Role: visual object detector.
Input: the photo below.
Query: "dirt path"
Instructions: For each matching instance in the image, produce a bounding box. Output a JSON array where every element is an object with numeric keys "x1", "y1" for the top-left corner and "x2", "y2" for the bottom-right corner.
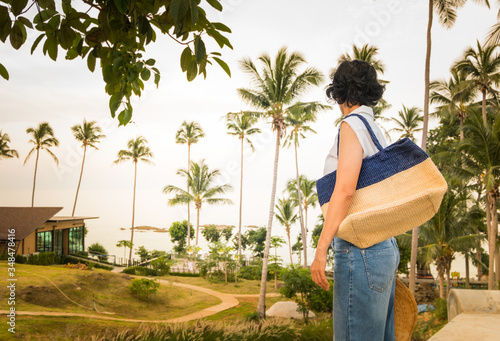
[{"x1": 0, "y1": 278, "x2": 281, "y2": 323}]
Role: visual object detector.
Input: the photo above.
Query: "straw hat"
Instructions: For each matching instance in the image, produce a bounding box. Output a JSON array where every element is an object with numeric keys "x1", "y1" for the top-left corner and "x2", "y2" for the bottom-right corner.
[{"x1": 394, "y1": 278, "x2": 418, "y2": 341}]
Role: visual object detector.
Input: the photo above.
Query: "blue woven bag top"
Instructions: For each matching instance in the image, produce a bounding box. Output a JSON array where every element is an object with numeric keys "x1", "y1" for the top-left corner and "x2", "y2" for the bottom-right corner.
[{"x1": 316, "y1": 114, "x2": 429, "y2": 207}]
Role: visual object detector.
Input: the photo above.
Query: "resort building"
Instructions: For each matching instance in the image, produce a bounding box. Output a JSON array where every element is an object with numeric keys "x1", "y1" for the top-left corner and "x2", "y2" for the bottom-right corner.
[{"x1": 0, "y1": 207, "x2": 97, "y2": 256}]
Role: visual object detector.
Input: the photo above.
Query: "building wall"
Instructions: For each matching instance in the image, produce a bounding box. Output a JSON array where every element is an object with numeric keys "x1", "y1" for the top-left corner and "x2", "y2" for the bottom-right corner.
[{"x1": 16, "y1": 220, "x2": 85, "y2": 256}]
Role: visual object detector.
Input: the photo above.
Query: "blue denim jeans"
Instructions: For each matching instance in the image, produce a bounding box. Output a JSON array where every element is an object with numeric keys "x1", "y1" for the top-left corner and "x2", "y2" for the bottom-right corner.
[{"x1": 333, "y1": 237, "x2": 400, "y2": 341}]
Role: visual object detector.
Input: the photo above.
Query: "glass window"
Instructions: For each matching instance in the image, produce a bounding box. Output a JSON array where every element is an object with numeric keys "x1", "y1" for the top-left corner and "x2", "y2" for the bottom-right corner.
[
  {"x1": 37, "y1": 231, "x2": 53, "y2": 253},
  {"x1": 69, "y1": 226, "x2": 84, "y2": 254},
  {"x1": 54, "y1": 229, "x2": 63, "y2": 255}
]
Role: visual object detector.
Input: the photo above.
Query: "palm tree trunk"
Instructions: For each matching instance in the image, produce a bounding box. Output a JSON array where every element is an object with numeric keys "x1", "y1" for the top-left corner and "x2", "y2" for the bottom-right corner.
[
  {"x1": 287, "y1": 229, "x2": 293, "y2": 265},
  {"x1": 465, "y1": 253, "x2": 470, "y2": 288},
  {"x1": 477, "y1": 244, "x2": 483, "y2": 280},
  {"x1": 195, "y1": 206, "x2": 200, "y2": 246},
  {"x1": 257, "y1": 130, "x2": 281, "y2": 318},
  {"x1": 294, "y1": 142, "x2": 307, "y2": 268},
  {"x1": 128, "y1": 161, "x2": 137, "y2": 266},
  {"x1": 493, "y1": 193, "x2": 499, "y2": 288},
  {"x1": 31, "y1": 148, "x2": 40, "y2": 207},
  {"x1": 187, "y1": 144, "x2": 191, "y2": 248},
  {"x1": 446, "y1": 267, "x2": 451, "y2": 298},
  {"x1": 486, "y1": 194, "x2": 495, "y2": 290},
  {"x1": 481, "y1": 89, "x2": 487, "y2": 126},
  {"x1": 438, "y1": 268, "x2": 445, "y2": 299},
  {"x1": 238, "y1": 137, "x2": 244, "y2": 257},
  {"x1": 72, "y1": 145, "x2": 87, "y2": 216},
  {"x1": 410, "y1": 0, "x2": 434, "y2": 295}
]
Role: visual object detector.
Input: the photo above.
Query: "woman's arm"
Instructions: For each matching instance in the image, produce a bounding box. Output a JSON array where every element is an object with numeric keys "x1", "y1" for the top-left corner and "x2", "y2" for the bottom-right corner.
[{"x1": 311, "y1": 121, "x2": 364, "y2": 290}]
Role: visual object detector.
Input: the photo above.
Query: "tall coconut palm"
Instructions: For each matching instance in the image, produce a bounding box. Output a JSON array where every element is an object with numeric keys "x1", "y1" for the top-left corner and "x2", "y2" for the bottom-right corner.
[
  {"x1": 163, "y1": 160, "x2": 233, "y2": 245},
  {"x1": 275, "y1": 197, "x2": 298, "y2": 265},
  {"x1": 0, "y1": 131, "x2": 19, "y2": 159},
  {"x1": 411, "y1": 0, "x2": 474, "y2": 295},
  {"x1": 226, "y1": 112, "x2": 261, "y2": 258},
  {"x1": 283, "y1": 106, "x2": 327, "y2": 268},
  {"x1": 237, "y1": 47, "x2": 325, "y2": 317},
  {"x1": 70, "y1": 119, "x2": 105, "y2": 216},
  {"x1": 24, "y1": 122, "x2": 59, "y2": 207},
  {"x1": 389, "y1": 105, "x2": 424, "y2": 141},
  {"x1": 114, "y1": 136, "x2": 154, "y2": 265},
  {"x1": 286, "y1": 176, "x2": 318, "y2": 236},
  {"x1": 458, "y1": 110, "x2": 500, "y2": 289},
  {"x1": 454, "y1": 40, "x2": 500, "y2": 126},
  {"x1": 430, "y1": 69, "x2": 477, "y2": 140},
  {"x1": 175, "y1": 121, "x2": 205, "y2": 247}
]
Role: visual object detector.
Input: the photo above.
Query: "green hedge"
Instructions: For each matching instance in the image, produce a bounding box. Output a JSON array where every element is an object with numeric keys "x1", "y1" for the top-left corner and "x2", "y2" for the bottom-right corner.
[
  {"x1": 122, "y1": 266, "x2": 159, "y2": 276},
  {"x1": 169, "y1": 271, "x2": 201, "y2": 278}
]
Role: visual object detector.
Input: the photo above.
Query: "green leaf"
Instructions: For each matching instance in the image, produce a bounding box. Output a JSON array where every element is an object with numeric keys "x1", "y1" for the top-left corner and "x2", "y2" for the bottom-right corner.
[
  {"x1": 212, "y1": 22, "x2": 231, "y2": 33},
  {"x1": 17, "y1": 16, "x2": 32, "y2": 29},
  {"x1": 33, "y1": 9, "x2": 57, "y2": 26},
  {"x1": 114, "y1": 0, "x2": 130, "y2": 14},
  {"x1": 9, "y1": 20, "x2": 26, "y2": 50},
  {"x1": 180, "y1": 47, "x2": 192, "y2": 72},
  {"x1": 109, "y1": 93, "x2": 122, "y2": 114},
  {"x1": 62, "y1": 0, "x2": 71, "y2": 15},
  {"x1": 44, "y1": 35, "x2": 58, "y2": 60},
  {"x1": 118, "y1": 108, "x2": 132, "y2": 126},
  {"x1": 65, "y1": 48, "x2": 78, "y2": 60},
  {"x1": 186, "y1": 60, "x2": 197, "y2": 81},
  {"x1": 31, "y1": 33, "x2": 44, "y2": 54},
  {"x1": 194, "y1": 35, "x2": 205, "y2": 63},
  {"x1": 103, "y1": 65, "x2": 115, "y2": 83},
  {"x1": 205, "y1": 0, "x2": 222, "y2": 11},
  {"x1": 170, "y1": 0, "x2": 189, "y2": 25},
  {"x1": 38, "y1": 0, "x2": 56, "y2": 11},
  {"x1": 145, "y1": 58, "x2": 155, "y2": 66},
  {"x1": 11, "y1": 0, "x2": 28, "y2": 16},
  {"x1": 0, "y1": 62, "x2": 9, "y2": 80},
  {"x1": 87, "y1": 52, "x2": 96, "y2": 72},
  {"x1": 0, "y1": 6, "x2": 11, "y2": 43},
  {"x1": 58, "y1": 21, "x2": 76, "y2": 49},
  {"x1": 189, "y1": 0, "x2": 198, "y2": 25},
  {"x1": 140, "y1": 68, "x2": 151, "y2": 81},
  {"x1": 206, "y1": 28, "x2": 232, "y2": 49},
  {"x1": 213, "y1": 57, "x2": 231, "y2": 77},
  {"x1": 154, "y1": 72, "x2": 160, "y2": 87}
]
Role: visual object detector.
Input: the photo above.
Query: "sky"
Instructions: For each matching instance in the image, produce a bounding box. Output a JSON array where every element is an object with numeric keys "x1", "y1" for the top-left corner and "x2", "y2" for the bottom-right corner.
[{"x1": 0, "y1": 0, "x2": 498, "y2": 270}]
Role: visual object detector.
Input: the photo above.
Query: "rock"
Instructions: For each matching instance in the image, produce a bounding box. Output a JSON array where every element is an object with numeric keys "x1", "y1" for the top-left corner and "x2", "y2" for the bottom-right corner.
[{"x1": 266, "y1": 301, "x2": 316, "y2": 319}]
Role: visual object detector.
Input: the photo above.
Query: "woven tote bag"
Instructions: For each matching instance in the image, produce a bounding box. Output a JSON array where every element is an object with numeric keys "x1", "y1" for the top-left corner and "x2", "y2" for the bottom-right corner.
[{"x1": 316, "y1": 114, "x2": 447, "y2": 249}]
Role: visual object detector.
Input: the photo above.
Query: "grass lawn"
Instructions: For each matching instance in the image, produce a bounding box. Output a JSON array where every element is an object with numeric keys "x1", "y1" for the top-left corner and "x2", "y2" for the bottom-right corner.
[
  {"x1": 166, "y1": 274, "x2": 283, "y2": 295},
  {"x1": 0, "y1": 262, "x2": 220, "y2": 320}
]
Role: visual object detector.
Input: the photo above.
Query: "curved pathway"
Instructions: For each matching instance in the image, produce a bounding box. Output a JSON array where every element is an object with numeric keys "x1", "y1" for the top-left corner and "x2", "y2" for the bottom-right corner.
[{"x1": 0, "y1": 278, "x2": 281, "y2": 323}]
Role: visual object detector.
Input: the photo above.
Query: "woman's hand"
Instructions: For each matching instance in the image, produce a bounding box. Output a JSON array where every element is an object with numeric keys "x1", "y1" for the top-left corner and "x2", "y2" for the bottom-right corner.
[{"x1": 311, "y1": 252, "x2": 330, "y2": 291}]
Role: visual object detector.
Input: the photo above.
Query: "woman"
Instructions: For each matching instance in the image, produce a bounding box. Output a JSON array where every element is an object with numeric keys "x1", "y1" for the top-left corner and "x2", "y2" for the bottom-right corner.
[{"x1": 311, "y1": 60, "x2": 400, "y2": 341}]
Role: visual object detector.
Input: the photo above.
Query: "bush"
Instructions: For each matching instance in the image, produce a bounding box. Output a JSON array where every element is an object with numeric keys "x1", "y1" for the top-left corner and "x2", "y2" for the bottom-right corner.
[
  {"x1": 129, "y1": 278, "x2": 159, "y2": 301},
  {"x1": 24, "y1": 252, "x2": 56, "y2": 265},
  {"x1": 308, "y1": 283, "x2": 334, "y2": 313},
  {"x1": 169, "y1": 272, "x2": 202, "y2": 278},
  {"x1": 434, "y1": 298, "x2": 447, "y2": 321},
  {"x1": 122, "y1": 266, "x2": 158, "y2": 276},
  {"x1": 88, "y1": 242, "x2": 109, "y2": 262},
  {"x1": 59, "y1": 255, "x2": 113, "y2": 270},
  {"x1": 238, "y1": 265, "x2": 262, "y2": 280},
  {"x1": 150, "y1": 256, "x2": 171, "y2": 276}
]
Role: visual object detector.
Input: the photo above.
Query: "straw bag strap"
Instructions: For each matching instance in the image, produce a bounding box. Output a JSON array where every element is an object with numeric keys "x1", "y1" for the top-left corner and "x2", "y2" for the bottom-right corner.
[{"x1": 336, "y1": 113, "x2": 384, "y2": 156}]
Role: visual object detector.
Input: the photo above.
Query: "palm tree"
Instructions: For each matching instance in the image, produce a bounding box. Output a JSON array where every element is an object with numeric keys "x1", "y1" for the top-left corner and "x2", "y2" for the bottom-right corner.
[
  {"x1": 275, "y1": 197, "x2": 298, "y2": 265},
  {"x1": 226, "y1": 112, "x2": 261, "y2": 258},
  {"x1": 388, "y1": 105, "x2": 424, "y2": 141},
  {"x1": 454, "y1": 40, "x2": 500, "y2": 126},
  {"x1": 286, "y1": 175, "x2": 318, "y2": 235},
  {"x1": 430, "y1": 69, "x2": 477, "y2": 140},
  {"x1": 411, "y1": 0, "x2": 477, "y2": 295},
  {"x1": 114, "y1": 136, "x2": 154, "y2": 265},
  {"x1": 418, "y1": 185, "x2": 479, "y2": 298},
  {"x1": 283, "y1": 107, "x2": 325, "y2": 268},
  {"x1": 458, "y1": 110, "x2": 500, "y2": 289},
  {"x1": 237, "y1": 47, "x2": 325, "y2": 317},
  {"x1": 24, "y1": 122, "x2": 59, "y2": 207},
  {"x1": 175, "y1": 121, "x2": 205, "y2": 248},
  {"x1": 338, "y1": 43, "x2": 386, "y2": 78},
  {"x1": 116, "y1": 240, "x2": 133, "y2": 265},
  {"x1": 0, "y1": 131, "x2": 19, "y2": 159},
  {"x1": 163, "y1": 160, "x2": 233, "y2": 245},
  {"x1": 70, "y1": 119, "x2": 105, "y2": 216}
]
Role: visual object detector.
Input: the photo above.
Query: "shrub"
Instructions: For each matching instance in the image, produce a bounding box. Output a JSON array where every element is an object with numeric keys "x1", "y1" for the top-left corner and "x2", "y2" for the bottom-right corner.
[
  {"x1": 238, "y1": 265, "x2": 262, "y2": 280},
  {"x1": 434, "y1": 298, "x2": 447, "y2": 321},
  {"x1": 122, "y1": 266, "x2": 158, "y2": 276},
  {"x1": 308, "y1": 283, "x2": 334, "y2": 313},
  {"x1": 129, "y1": 278, "x2": 159, "y2": 301},
  {"x1": 150, "y1": 256, "x2": 171, "y2": 276},
  {"x1": 88, "y1": 242, "x2": 109, "y2": 262},
  {"x1": 24, "y1": 252, "x2": 56, "y2": 265}
]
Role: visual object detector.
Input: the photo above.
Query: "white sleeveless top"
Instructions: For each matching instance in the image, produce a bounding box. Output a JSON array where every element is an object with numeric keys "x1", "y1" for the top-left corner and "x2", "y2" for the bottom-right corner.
[{"x1": 323, "y1": 105, "x2": 388, "y2": 175}]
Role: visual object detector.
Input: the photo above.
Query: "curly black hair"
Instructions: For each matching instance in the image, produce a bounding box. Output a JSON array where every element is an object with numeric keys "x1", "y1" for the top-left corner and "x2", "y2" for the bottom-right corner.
[{"x1": 326, "y1": 60, "x2": 385, "y2": 107}]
